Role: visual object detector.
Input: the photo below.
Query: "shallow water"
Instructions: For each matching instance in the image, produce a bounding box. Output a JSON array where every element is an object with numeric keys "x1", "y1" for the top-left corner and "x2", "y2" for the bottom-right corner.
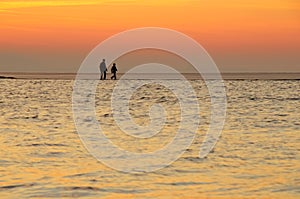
[{"x1": 0, "y1": 79, "x2": 299, "y2": 198}]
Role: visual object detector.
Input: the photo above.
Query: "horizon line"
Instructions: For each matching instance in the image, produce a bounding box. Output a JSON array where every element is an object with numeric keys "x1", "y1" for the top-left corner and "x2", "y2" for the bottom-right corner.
[{"x1": 1, "y1": 72, "x2": 300, "y2": 74}]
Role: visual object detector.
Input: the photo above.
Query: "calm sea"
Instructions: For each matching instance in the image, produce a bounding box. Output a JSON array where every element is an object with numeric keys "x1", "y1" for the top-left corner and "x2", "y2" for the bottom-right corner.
[{"x1": 0, "y1": 79, "x2": 299, "y2": 198}]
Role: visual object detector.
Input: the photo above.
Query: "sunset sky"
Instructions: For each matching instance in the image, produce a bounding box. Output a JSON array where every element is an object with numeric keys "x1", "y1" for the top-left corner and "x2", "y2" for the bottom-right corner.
[{"x1": 0, "y1": 0, "x2": 299, "y2": 73}]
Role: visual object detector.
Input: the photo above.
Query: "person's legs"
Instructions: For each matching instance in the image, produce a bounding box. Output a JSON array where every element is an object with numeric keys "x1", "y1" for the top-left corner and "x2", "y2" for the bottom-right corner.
[
  {"x1": 100, "y1": 72, "x2": 103, "y2": 80},
  {"x1": 111, "y1": 72, "x2": 116, "y2": 80},
  {"x1": 104, "y1": 71, "x2": 107, "y2": 80}
]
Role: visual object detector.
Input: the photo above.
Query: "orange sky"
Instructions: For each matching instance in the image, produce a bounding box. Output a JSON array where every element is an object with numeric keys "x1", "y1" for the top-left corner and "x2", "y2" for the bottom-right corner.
[{"x1": 0, "y1": 0, "x2": 299, "y2": 72}]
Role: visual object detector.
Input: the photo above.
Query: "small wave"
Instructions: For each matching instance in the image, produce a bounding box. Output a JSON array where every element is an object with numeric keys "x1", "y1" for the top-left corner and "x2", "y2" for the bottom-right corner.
[
  {"x1": 9, "y1": 115, "x2": 39, "y2": 120},
  {"x1": 20, "y1": 143, "x2": 67, "y2": 147},
  {"x1": 0, "y1": 183, "x2": 35, "y2": 190},
  {"x1": 65, "y1": 186, "x2": 100, "y2": 191},
  {"x1": 232, "y1": 174, "x2": 268, "y2": 180},
  {"x1": 158, "y1": 181, "x2": 215, "y2": 186},
  {"x1": 62, "y1": 186, "x2": 149, "y2": 194}
]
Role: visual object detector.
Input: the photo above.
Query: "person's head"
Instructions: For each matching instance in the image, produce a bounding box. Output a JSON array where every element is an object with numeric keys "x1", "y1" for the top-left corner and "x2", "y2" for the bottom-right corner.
[
  {"x1": 102, "y1": 59, "x2": 105, "y2": 62},
  {"x1": 113, "y1": 63, "x2": 116, "y2": 66}
]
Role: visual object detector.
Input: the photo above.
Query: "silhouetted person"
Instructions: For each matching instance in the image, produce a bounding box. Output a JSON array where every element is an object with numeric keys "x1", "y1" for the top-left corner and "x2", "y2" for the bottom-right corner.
[
  {"x1": 99, "y1": 59, "x2": 107, "y2": 80},
  {"x1": 111, "y1": 63, "x2": 118, "y2": 80}
]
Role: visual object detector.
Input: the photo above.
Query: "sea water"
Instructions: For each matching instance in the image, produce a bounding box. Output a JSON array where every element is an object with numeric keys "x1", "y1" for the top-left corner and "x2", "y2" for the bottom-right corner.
[{"x1": 0, "y1": 79, "x2": 299, "y2": 198}]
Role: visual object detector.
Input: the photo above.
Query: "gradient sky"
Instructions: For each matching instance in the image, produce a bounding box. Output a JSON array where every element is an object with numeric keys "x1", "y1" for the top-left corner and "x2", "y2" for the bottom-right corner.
[{"x1": 0, "y1": 0, "x2": 299, "y2": 73}]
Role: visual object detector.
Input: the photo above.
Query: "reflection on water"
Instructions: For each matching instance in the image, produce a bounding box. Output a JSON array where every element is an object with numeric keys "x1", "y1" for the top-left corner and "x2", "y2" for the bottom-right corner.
[{"x1": 0, "y1": 79, "x2": 299, "y2": 198}]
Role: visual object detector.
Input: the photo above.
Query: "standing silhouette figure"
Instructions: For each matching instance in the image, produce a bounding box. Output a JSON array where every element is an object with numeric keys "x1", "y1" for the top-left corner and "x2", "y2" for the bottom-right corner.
[
  {"x1": 99, "y1": 59, "x2": 107, "y2": 80},
  {"x1": 111, "y1": 63, "x2": 118, "y2": 80}
]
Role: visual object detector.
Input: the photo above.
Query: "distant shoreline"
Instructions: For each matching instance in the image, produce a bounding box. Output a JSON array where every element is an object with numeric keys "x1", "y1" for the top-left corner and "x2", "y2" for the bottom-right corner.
[{"x1": 0, "y1": 72, "x2": 300, "y2": 80}]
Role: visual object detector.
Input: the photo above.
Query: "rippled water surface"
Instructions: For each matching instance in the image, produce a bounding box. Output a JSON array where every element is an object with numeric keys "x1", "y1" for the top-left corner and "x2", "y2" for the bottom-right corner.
[{"x1": 0, "y1": 79, "x2": 299, "y2": 198}]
